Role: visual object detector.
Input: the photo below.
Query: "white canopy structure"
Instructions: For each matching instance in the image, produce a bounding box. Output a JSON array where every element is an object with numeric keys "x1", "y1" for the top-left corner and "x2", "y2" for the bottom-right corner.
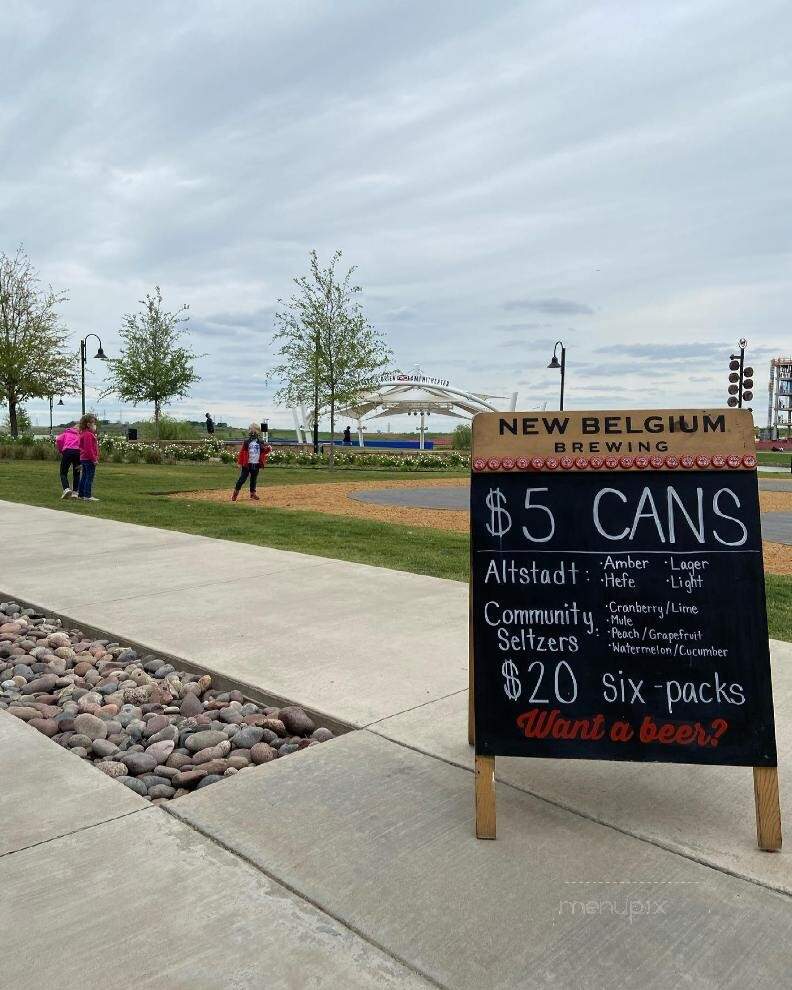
[{"x1": 291, "y1": 373, "x2": 518, "y2": 448}]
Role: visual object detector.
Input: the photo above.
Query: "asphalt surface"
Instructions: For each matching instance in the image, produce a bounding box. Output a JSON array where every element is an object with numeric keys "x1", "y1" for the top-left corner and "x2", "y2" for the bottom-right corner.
[{"x1": 349, "y1": 480, "x2": 792, "y2": 544}]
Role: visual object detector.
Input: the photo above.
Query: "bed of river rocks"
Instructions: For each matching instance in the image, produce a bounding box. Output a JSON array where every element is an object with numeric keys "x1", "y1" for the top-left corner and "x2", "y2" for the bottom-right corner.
[{"x1": 0, "y1": 601, "x2": 334, "y2": 802}]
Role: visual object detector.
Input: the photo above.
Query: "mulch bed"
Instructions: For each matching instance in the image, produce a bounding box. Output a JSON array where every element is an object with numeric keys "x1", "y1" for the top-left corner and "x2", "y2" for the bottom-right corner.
[
  {"x1": 172, "y1": 478, "x2": 470, "y2": 532},
  {"x1": 172, "y1": 481, "x2": 792, "y2": 575}
]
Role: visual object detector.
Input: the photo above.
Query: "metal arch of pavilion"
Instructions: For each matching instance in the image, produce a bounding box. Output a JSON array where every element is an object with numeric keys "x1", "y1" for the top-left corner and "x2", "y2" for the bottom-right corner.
[{"x1": 289, "y1": 379, "x2": 518, "y2": 448}]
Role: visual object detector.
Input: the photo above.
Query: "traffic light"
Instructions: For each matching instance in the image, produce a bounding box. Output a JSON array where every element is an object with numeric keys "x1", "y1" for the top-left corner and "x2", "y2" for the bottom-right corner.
[{"x1": 727, "y1": 339, "x2": 753, "y2": 408}]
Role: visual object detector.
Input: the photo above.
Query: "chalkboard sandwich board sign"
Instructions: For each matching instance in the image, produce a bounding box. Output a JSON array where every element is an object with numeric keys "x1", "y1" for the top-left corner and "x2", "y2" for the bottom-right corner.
[{"x1": 469, "y1": 409, "x2": 781, "y2": 849}]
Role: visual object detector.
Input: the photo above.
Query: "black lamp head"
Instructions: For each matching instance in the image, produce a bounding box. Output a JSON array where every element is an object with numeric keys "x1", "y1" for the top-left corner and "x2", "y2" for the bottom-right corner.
[
  {"x1": 547, "y1": 355, "x2": 561, "y2": 370},
  {"x1": 95, "y1": 346, "x2": 107, "y2": 360}
]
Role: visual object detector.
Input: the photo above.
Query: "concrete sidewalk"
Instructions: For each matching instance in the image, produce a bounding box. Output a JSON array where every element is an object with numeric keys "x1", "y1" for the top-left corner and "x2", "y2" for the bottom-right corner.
[
  {"x1": 0, "y1": 500, "x2": 467, "y2": 726},
  {"x1": 0, "y1": 714, "x2": 432, "y2": 990},
  {"x1": 2, "y1": 498, "x2": 791, "y2": 988},
  {"x1": 173, "y1": 731, "x2": 792, "y2": 990}
]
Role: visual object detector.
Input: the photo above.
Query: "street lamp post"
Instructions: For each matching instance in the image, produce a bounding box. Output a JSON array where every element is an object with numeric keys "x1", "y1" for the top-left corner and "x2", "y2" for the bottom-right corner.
[
  {"x1": 547, "y1": 340, "x2": 566, "y2": 411},
  {"x1": 80, "y1": 334, "x2": 108, "y2": 416},
  {"x1": 312, "y1": 328, "x2": 320, "y2": 455},
  {"x1": 48, "y1": 396, "x2": 64, "y2": 437}
]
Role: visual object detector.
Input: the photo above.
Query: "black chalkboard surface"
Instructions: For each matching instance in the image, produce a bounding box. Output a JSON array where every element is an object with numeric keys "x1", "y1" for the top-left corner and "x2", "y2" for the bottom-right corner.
[{"x1": 471, "y1": 470, "x2": 777, "y2": 767}]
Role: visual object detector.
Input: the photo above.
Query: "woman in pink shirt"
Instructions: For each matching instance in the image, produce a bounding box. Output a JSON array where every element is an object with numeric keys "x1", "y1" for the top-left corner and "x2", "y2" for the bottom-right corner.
[
  {"x1": 77, "y1": 414, "x2": 100, "y2": 501},
  {"x1": 55, "y1": 422, "x2": 81, "y2": 498}
]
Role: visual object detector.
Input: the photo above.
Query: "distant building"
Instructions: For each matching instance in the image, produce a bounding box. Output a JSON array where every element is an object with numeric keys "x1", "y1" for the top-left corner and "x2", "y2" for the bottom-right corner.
[{"x1": 767, "y1": 357, "x2": 792, "y2": 438}]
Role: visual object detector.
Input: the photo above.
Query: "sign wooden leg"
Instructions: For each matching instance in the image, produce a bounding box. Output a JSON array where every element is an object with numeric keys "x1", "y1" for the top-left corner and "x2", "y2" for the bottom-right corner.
[
  {"x1": 468, "y1": 578, "x2": 475, "y2": 747},
  {"x1": 753, "y1": 766, "x2": 782, "y2": 851},
  {"x1": 468, "y1": 658, "x2": 475, "y2": 746},
  {"x1": 475, "y1": 755, "x2": 496, "y2": 839}
]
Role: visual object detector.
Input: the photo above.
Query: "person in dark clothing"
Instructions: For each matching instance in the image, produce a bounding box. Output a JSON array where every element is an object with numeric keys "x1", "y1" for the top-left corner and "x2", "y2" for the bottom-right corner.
[
  {"x1": 343, "y1": 425, "x2": 352, "y2": 445},
  {"x1": 55, "y1": 423, "x2": 81, "y2": 498},
  {"x1": 205, "y1": 413, "x2": 215, "y2": 435},
  {"x1": 231, "y1": 424, "x2": 272, "y2": 501}
]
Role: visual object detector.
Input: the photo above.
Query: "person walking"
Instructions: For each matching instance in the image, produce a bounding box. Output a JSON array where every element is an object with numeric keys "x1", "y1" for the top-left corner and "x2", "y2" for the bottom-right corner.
[
  {"x1": 231, "y1": 423, "x2": 272, "y2": 501},
  {"x1": 55, "y1": 422, "x2": 81, "y2": 499},
  {"x1": 77, "y1": 414, "x2": 100, "y2": 501},
  {"x1": 205, "y1": 413, "x2": 215, "y2": 435}
]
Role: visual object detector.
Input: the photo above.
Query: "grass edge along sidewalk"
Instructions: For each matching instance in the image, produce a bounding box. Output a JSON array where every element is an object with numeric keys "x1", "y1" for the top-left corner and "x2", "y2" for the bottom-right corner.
[{"x1": 0, "y1": 459, "x2": 789, "y2": 642}]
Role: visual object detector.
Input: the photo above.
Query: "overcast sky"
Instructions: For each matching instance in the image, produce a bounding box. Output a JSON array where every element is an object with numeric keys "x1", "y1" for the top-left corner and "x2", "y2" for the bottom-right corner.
[{"x1": 3, "y1": 0, "x2": 791, "y2": 431}]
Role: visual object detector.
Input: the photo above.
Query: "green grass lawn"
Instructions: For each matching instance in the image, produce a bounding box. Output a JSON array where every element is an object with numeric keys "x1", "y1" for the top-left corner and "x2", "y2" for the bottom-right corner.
[
  {"x1": 0, "y1": 459, "x2": 790, "y2": 641},
  {"x1": 756, "y1": 450, "x2": 792, "y2": 471},
  {"x1": 0, "y1": 459, "x2": 470, "y2": 582}
]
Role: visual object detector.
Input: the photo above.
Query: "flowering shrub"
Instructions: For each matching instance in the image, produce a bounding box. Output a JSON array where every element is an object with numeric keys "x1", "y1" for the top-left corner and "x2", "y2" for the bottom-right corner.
[
  {"x1": 267, "y1": 448, "x2": 469, "y2": 470},
  {"x1": 0, "y1": 435, "x2": 469, "y2": 471},
  {"x1": 95, "y1": 436, "x2": 223, "y2": 463}
]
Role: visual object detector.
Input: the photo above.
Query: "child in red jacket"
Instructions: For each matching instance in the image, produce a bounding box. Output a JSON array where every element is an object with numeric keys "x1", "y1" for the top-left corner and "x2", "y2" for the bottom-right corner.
[
  {"x1": 77, "y1": 414, "x2": 100, "y2": 501},
  {"x1": 231, "y1": 424, "x2": 272, "y2": 501}
]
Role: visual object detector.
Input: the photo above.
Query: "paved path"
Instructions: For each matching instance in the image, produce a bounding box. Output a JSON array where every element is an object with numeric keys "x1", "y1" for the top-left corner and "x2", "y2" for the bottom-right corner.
[
  {"x1": 0, "y1": 714, "x2": 429, "y2": 990},
  {"x1": 2, "y1": 498, "x2": 791, "y2": 988},
  {"x1": 0, "y1": 500, "x2": 466, "y2": 727},
  {"x1": 351, "y1": 485, "x2": 470, "y2": 510},
  {"x1": 761, "y1": 479, "x2": 792, "y2": 491},
  {"x1": 763, "y1": 512, "x2": 792, "y2": 544}
]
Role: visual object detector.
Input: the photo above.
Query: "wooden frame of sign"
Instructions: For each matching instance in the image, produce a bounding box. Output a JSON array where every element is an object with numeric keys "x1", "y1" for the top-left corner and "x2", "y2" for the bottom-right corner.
[{"x1": 469, "y1": 409, "x2": 781, "y2": 849}]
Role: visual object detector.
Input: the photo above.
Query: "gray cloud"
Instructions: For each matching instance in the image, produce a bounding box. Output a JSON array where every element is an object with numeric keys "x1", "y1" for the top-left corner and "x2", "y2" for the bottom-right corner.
[
  {"x1": 381, "y1": 306, "x2": 420, "y2": 323},
  {"x1": 202, "y1": 308, "x2": 275, "y2": 330},
  {"x1": 502, "y1": 298, "x2": 594, "y2": 315},
  {"x1": 498, "y1": 337, "x2": 562, "y2": 351},
  {"x1": 595, "y1": 342, "x2": 725, "y2": 361},
  {"x1": 5, "y1": 0, "x2": 791, "y2": 427},
  {"x1": 494, "y1": 323, "x2": 554, "y2": 332}
]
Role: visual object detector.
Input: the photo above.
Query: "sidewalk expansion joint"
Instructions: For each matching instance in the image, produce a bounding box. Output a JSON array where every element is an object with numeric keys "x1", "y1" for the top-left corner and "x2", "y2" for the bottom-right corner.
[
  {"x1": 363, "y1": 729, "x2": 792, "y2": 903},
  {"x1": 163, "y1": 803, "x2": 450, "y2": 990},
  {"x1": 364, "y1": 689, "x2": 468, "y2": 728},
  {"x1": 0, "y1": 806, "x2": 149, "y2": 861}
]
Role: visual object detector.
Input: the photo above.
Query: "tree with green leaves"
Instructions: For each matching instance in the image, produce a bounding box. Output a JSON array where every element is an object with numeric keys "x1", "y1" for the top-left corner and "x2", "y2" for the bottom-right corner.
[
  {"x1": 272, "y1": 250, "x2": 392, "y2": 467},
  {"x1": 452, "y1": 423, "x2": 472, "y2": 450},
  {"x1": 0, "y1": 247, "x2": 78, "y2": 437},
  {"x1": 104, "y1": 286, "x2": 200, "y2": 438},
  {"x1": 1, "y1": 404, "x2": 31, "y2": 436}
]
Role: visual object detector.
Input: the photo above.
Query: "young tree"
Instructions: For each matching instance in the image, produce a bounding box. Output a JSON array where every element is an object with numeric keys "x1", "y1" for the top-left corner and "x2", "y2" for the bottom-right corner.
[
  {"x1": 104, "y1": 286, "x2": 200, "y2": 438},
  {"x1": 452, "y1": 423, "x2": 472, "y2": 450},
  {"x1": 272, "y1": 251, "x2": 391, "y2": 467},
  {"x1": 0, "y1": 247, "x2": 78, "y2": 437}
]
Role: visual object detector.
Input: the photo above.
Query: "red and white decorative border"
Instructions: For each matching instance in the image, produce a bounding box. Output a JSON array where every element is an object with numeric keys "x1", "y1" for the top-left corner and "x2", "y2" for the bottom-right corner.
[{"x1": 472, "y1": 453, "x2": 757, "y2": 472}]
